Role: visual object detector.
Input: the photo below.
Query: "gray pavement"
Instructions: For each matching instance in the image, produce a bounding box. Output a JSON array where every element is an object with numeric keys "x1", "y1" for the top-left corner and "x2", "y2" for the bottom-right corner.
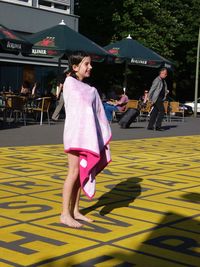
[{"x1": 0, "y1": 116, "x2": 199, "y2": 147}]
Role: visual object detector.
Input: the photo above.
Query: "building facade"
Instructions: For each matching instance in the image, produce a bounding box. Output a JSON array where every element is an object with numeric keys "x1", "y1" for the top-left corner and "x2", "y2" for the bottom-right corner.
[{"x1": 0, "y1": 0, "x2": 78, "y2": 94}]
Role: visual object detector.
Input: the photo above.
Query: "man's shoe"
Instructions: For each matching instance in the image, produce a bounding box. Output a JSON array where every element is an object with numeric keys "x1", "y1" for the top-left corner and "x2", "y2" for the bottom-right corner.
[
  {"x1": 51, "y1": 118, "x2": 58, "y2": 122},
  {"x1": 147, "y1": 127, "x2": 154, "y2": 130},
  {"x1": 155, "y1": 127, "x2": 164, "y2": 131}
]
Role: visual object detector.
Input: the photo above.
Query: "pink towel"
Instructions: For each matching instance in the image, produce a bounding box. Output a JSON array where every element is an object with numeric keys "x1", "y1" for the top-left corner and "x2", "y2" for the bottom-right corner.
[{"x1": 63, "y1": 77, "x2": 112, "y2": 199}]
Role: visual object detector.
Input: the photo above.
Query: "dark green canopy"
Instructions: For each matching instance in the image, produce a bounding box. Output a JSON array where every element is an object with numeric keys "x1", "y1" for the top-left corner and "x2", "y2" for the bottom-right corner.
[
  {"x1": 0, "y1": 24, "x2": 32, "y2": 54},
  {"x1": 104, "y1": 35, "x2": 173, "y2": 89},
  {"x1": 104, "y1": 35, "x2": 173, "y2": 69},
  {"x1": 26, "y1": 20, "x2": 111, "y2": 60}
]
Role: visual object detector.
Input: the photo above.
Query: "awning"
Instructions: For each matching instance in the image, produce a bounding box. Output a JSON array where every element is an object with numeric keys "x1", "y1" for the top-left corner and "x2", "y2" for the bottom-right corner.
[{"x1": 0, "y1": 52, "x2": 68, "y2": 67}]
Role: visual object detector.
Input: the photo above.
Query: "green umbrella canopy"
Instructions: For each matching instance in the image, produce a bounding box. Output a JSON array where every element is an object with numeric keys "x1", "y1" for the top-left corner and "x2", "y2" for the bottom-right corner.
[
  {"x1": 104, "y1": 34, "x2": 173, "y2": 69},
  {"x1": 26, "y1": 20, "x2": 111, "y2": 59},
  {"x1": 0, "y1": 24, "x2": 32, "y2": 54}
]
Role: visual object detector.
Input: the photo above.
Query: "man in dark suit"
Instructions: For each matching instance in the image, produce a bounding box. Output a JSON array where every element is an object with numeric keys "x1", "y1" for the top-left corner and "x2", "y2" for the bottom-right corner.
[{"x1": 147, "y1": 68, "x2": 169, "y2": 131}]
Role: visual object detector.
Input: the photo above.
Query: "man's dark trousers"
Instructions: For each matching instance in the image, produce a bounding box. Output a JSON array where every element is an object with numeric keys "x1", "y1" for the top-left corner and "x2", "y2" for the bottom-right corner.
[{"x1": 148, "y1": 98, "x2": 165, "y2": 129}]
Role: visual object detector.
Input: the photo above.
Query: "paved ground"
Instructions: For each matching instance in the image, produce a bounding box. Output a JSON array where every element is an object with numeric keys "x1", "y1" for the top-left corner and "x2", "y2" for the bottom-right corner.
[
  {"x1": 0, "y1": 135, "x2": 200, "y2": 267},
  {"x1": 0, "y1": 116, "x2": 200, "y2": 147},
  {"x1": 0, "y1": 116, "x2": 200, "y2": 267}
]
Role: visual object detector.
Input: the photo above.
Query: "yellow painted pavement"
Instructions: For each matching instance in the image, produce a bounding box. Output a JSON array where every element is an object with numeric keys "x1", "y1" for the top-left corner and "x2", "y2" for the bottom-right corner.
[{"x1": 0, "y1": 136, "x2": 200, "y2": 266}]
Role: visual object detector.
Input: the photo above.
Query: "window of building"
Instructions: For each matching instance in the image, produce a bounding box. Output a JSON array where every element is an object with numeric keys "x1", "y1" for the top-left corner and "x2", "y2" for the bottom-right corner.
[
  {"x1": 38, "y1": 0, "x2": 52, "y2": 7},
  {"x1": 1, "y1": 0, "x2": 71, "y2": 14},
  {"x1": 0, "y1": 0, "x2": 32, "y2": 5},
  {"x1": 38, "y1": 0, "x2": 70, "y2": 14},
  {"x1": 54, "y1": 3, "x2": 67, "y2": 10}
]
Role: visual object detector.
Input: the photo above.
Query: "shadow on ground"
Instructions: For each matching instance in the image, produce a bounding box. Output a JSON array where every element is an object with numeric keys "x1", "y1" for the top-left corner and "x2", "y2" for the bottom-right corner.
[
  {"x1": 82, "y1": 177, "x2": 142, "y2": 216},
  {"x1": 44, "y1": 202, "x2": 200, "y2": 267}
]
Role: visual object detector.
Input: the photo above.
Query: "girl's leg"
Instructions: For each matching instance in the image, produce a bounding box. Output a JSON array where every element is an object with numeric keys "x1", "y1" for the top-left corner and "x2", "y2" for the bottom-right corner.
[
  {"x1": 70, "y1": 178, "x2": 81, "y2": 215},
  {"x1": 72, "y1": 185, "x2": 94, "y2": 222},
  {"x1": 61, "y1": 152, "x2": 82, "y2": 228}
]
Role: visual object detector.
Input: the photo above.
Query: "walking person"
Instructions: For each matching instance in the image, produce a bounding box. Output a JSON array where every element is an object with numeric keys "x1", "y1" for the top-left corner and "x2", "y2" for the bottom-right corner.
[
  {"x1": 147, "y1": 68, "x2": 169, "y2": 131},
  {"x1": 61, "y1": 51, "x2": 111, "y2": 228},
  {"x1": 51, "y1": 68, "x2": 69, "y2": 121}
]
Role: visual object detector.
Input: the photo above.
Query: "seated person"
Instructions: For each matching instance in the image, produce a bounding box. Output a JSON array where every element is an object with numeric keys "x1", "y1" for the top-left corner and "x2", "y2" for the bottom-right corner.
[
  {"x1": 139, "y1": 89, "x2": 149, "y2": 108},
  {"x1": 20, "y1": 81, "x2": 31, "y2": 96},
  {"x1": 103, "y1": 87, "x2": 129, "y2": 122},
  {"x1": 31, "y1": 81, "x2": 39, "y2": 96}
]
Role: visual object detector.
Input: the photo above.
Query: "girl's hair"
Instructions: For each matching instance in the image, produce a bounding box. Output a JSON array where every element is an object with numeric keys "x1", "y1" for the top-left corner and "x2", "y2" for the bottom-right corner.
[{"x1": 68, "y1": 51, "x2": 90, "y2": 79}]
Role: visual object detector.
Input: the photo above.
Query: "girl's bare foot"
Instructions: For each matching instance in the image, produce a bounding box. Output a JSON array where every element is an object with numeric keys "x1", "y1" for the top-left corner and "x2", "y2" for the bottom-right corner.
[
  {"x1": 60, "y1": 214, "x2": 83, "y2": 228},
  {"x1": 74, "y1": 212, "x2": 94, "y2": 222}
]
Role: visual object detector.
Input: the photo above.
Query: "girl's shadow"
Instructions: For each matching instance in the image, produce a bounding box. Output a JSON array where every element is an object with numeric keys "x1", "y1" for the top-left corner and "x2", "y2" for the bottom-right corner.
[{"x1": 82, "y1": 177, "x2": 142, "y2": 216}]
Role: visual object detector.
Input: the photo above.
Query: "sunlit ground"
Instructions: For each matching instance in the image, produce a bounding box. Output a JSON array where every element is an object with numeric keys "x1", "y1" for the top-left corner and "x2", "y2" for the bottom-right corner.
[{"x1": 0, "y1": 135, "x2": 200, "y2": 267}]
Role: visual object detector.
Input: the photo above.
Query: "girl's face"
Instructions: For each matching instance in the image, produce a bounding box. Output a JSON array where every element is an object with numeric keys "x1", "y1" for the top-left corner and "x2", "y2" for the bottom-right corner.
[{"x1": 73, "y1": 56, "x2": 92, "y2": 81}]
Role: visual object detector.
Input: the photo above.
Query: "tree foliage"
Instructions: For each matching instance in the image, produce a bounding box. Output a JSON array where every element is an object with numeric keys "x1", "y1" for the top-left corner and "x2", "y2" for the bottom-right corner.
[
  {"x1": 75, "y1": 0, "x2": 200, "y2": 100},
  {"x1": 111, "y1": 0, "x2": 181, "y2": 59},
  {"x1": 75, "y1": 0, "x2": 116, "y2": 45},
  {"x1": 163, "y1": 0, "x2": 200, "y2": 66}
]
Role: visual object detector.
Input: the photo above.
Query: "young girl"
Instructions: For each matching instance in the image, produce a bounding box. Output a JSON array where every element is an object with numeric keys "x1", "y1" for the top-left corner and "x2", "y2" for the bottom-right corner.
[{"x1": 61, "y1": 51, "x2": 112, "y2": 228}]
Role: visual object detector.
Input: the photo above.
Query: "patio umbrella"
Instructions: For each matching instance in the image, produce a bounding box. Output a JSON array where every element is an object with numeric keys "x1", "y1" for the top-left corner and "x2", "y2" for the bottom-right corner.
[
  {"x1": 104, "y1": 34, "x2": 173, "y2": 90},
  {"x1": 25, "y1": 20, "x2": 111, "y2": 60},
  {"x1": 0, "y1": 24, "x2": 32, "y2": 54}
]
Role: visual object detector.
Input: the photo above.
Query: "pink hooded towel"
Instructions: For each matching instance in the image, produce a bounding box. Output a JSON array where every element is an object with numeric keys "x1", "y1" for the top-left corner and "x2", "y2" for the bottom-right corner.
[{"x1": 63, "y1": 76, "x2": 112, "y2": 199}]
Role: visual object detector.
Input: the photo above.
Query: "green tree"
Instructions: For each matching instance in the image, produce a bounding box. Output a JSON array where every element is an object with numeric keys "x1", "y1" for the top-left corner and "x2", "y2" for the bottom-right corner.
[
  {"x1": 163, "y1": 0, "x2": 200, "y2": 99},
  {"x1": 75, "y1": 0, "x2": 200, "y2": 100},
  {"x1": 112, "y1": 0, "x2": 181, "y2": 59},
  {"x1": 76, "y1": 0, "x2": 180, "y2": 58},
  {"x1": 75, "y1": 0, "x2": 118, "y2": 45},
  {"x1": 163, "y1": 0, "x2": 200, "y2": 65}
]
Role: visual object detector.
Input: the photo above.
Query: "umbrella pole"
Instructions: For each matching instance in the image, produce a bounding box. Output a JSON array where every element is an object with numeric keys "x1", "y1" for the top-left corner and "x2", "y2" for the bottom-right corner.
[
  {"x1": 58, "y1": 57, "x2": 62, "y2": 76},
  {"x1": 123, "y1": 61, "x2": 128, "y2": 93},
  {"x1": 194, "y1": 26, "x2": 200, "y2": 118}
]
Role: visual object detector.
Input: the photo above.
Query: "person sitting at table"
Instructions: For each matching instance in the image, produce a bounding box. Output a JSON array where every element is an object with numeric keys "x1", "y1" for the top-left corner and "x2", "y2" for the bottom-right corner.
[
  {"x1": 139, "y1": 89, "x2": 149, "y2": 108},
  {"x1": 20, "y1": 81, "x2": 31, "y2": 96},
  {"x1": 31, "y1": 81, "x2": 39, "y2": 96},
  {"x1": 103, "y1": 86, "x2": 129, "y2": 123}
]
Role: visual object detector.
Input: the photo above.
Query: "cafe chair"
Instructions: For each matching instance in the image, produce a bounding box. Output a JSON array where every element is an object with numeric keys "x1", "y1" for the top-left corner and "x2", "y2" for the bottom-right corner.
[
  {"x1": 126, "y1": 99, "x2": 139, "y2": 109},
  {"x1": 169, "y1": 101, "x2": 185, "y2": 122},
  {"x1": 32, "y1": 97, "x2": 51, "y2": 125},
  {"x1": 0, "y1": 95, "x2": 7, "y2": 122},
  {"x1": 112, "y1": 99, "x2": 138, "y2": 122},
  {"x1": 6, "y1": 95, "x2": 27, "y2": 125},
  {"x1": 139, "y1": 101, "x2": 153, "y2": 121},
  {"x1": 163, "y1": 101, "x2": 170, "y2": 122},
  {"x1": 122, "y1": 99, "x2": 140, "y2": 122}
]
